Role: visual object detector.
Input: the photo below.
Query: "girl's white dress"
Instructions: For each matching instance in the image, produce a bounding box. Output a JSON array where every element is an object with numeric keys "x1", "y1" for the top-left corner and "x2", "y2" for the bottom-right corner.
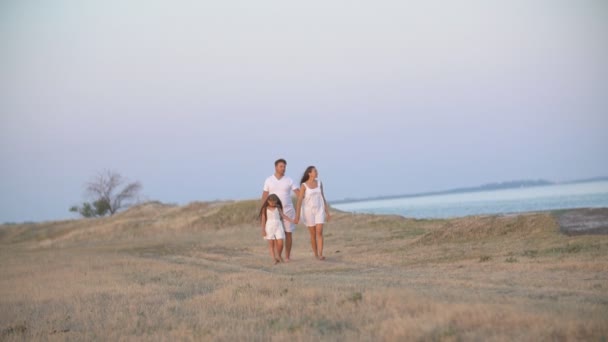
[{"x1": 265, "y1": 208, "x2": 285, "y2": 240}]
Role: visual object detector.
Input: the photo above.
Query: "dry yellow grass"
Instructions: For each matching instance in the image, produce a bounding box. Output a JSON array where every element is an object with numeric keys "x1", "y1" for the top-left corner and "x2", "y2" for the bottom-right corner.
[{"x1": 1, "y1": 201, "x2": 607, "y2": 341}]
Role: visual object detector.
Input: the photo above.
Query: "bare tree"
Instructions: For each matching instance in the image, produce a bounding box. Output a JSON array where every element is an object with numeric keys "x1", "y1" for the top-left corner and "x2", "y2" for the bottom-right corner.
[{"x1": 70, "y1": 170, "x2": 142, "y2": 217}]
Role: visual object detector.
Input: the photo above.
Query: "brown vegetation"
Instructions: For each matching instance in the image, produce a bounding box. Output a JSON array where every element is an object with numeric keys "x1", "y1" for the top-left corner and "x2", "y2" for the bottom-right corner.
[{"x1": 1, "y1": 201, "x2": 607, "y2": 341}]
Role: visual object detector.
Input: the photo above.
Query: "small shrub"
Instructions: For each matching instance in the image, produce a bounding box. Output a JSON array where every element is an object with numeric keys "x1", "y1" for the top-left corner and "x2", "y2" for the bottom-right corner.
[
  {"x1": 2, "y1": 323, "x2": 27, "y2": 337},
  {"x1": 348, "y1": 292, "x2": 363, "y2": 303},
  {"x1": 479, "y1": 255, "x2": 491, "y2": 262},
  {"x1": 505, "y1": 256, "x2": 518, "y2": 263}
]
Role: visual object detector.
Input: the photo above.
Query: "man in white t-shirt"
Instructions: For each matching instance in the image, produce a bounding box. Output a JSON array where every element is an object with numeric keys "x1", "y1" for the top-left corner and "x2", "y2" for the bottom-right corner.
[{"x1": 262, "y1": 158, "x2": 300, "y2": 261}]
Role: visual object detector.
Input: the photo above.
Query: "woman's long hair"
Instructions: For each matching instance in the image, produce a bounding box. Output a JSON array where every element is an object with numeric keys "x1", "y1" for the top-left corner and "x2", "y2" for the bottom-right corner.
[
  {"x1": 259, "y1": 194, "x2": 284, "y2": 222},
  {"x1": 300, "y1": 166, "x2": 316, "y2": 184}
]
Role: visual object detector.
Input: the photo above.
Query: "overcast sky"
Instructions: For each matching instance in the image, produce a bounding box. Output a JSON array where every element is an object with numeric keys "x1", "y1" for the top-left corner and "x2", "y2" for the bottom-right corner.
[{"x1": 1, "y1": 0, "x2": 607, "y2": 222}]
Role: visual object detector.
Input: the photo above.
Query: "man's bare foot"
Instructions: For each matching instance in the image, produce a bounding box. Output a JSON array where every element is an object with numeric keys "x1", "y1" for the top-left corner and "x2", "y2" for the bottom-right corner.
[
  {"x1": 318, "y1": 256, "x2": 326, "y2": 261},
  {"x1": 274, "y1": 259, "x2": 280, "y2": 265},
  {"x1": 279, "y1": 256, "x2": 284, "y2": 263}
]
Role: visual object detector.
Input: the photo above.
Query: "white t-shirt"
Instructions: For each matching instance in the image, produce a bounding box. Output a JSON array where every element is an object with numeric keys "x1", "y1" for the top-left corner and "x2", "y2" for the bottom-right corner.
[{"x1": 263, "y1": 175, "x2": 298, "y2": 210}]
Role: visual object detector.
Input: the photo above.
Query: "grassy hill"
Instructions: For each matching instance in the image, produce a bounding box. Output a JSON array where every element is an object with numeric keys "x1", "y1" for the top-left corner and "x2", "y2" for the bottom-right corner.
[{"x1": 1, "y1": 201, "x2": 607, "y2": 340}]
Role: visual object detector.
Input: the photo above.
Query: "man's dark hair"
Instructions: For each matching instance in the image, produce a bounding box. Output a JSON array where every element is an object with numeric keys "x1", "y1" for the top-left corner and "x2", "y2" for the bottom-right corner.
[{"x1": 275, "y1": 158, "x2": 287, "y2": 166}]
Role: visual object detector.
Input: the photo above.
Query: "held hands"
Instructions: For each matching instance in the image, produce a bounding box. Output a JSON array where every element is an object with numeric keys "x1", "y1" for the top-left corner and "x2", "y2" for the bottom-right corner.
[
  {"x1": 294, "y1": 215, "x2": 300, "y2": 225},
  {"x1": 282, "y1": 214, "x2": 295, "y2": 223}
]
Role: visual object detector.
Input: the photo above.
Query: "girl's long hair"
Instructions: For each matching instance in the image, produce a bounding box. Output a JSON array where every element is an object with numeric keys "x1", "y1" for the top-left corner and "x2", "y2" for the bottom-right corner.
[
  {"x1": 300, "y1": 166, "x2": 316, "y2": 184},
  {"x1": 259, "y1": 194, "x2": 284, "y2": 222}
]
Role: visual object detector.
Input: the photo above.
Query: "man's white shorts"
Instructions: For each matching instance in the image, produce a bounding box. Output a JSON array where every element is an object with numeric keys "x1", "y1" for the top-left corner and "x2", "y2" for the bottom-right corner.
[{"x1": 283, "y1": 207, "x2": 296, "y2": 233}]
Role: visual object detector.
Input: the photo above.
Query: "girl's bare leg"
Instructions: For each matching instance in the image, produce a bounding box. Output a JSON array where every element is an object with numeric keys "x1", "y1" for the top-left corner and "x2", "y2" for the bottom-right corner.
[
  {"x1": 316, "y1": 224, "x2": 325, "y2": 260},
  {"x1": 268, "y1": 240, "x2": 279, "y2": 264},
  {"x1": 276, "y1": 239, "x2": 284, "y2": 262},
  {"x1": 308, "y1": 226, "x2": 318, "y2": 258}
]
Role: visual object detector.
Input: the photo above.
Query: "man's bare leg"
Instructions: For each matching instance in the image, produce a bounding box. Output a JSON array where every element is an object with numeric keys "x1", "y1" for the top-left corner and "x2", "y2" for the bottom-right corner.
[{"x1": 285, "y1": 232, "x2": 292, "y2": 261}]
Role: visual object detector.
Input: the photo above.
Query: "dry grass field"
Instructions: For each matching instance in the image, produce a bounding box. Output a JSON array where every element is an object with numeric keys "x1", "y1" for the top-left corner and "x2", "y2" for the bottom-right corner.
[{"x1": 1, "y1": 200, "x2": 607, "y2": 341}]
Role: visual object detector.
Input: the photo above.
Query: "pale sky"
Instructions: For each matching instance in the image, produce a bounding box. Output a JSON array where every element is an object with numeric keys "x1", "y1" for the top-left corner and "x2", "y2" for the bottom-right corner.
[{"x1": 1, "y1": 0, "x2": 607, "y2": 222}]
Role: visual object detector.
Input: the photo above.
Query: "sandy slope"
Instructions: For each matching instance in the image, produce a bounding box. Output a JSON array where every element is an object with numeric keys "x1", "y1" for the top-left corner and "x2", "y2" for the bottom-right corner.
[{"x1": 1, "y1": 201, "x2": 607, "y2": 341}]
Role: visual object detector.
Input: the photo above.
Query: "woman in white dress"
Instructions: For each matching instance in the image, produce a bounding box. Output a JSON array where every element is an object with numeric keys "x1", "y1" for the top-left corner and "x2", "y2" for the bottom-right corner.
[{"x1": 295, "y1": 166, "x2": 331, "y2": 260}]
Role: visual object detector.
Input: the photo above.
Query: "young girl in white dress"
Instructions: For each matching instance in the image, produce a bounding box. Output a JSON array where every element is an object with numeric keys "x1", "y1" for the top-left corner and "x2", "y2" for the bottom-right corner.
[
  {"x1": 259, "y1": 194, "x2": 294, "y2": 264},
  {"x1": 295, "y1": 166, "x2": 331, "y2": 260}
]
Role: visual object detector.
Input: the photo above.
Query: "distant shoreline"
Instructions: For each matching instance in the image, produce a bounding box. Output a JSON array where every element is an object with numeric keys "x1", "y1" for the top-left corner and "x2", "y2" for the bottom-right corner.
[{"x1": 331, "y1": 176, "x2": 608, "y2": 205}]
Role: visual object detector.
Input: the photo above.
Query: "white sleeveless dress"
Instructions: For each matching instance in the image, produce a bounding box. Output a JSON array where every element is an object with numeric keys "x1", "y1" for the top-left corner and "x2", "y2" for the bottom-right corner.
[
  {"x1": 265, "y1": 208, "x2": 286, "y2": 240},
  {"x1": 302, "y1": 180, "x2": 326, "y2": 226}
]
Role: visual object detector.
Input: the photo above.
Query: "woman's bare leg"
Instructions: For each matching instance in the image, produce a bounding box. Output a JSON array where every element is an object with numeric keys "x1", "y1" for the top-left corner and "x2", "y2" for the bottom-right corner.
[
  {"x1": 308, "y1": 226, "x2": 318, "y2": 258},
  {"x1": 316, "y1": 224, "x2": 325, "y2": 260}
]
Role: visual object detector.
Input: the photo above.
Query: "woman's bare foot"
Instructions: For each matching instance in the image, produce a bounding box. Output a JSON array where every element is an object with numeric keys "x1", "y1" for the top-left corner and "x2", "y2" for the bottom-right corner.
[
  {"x1": 284, "y1": 258, "x2": 290, "y2": 262},
  {"x1": 274, "y1": 259, "x2": 280, "y2": 265},
  {"x1": 279, "y1": 256, "x2": 284, "y2": 263},
  {"x1": 318, "y1": 256, "x2": 326, "y2": 261}
]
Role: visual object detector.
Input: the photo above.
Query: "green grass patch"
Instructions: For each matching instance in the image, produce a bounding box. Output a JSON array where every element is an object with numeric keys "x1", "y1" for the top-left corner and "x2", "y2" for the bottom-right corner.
[
  {"x1": 389, "y1": 227, "x2": 428, "y2": 239},
  {"x1": 522, "y1": 249, "x2": 539, "y2": 258},
  {"x1": 348, "y1": 292, "x2": 363, "y2": 303},
  {"x1": 541, "y1": 242, "x2": 604, "y2": 256}
]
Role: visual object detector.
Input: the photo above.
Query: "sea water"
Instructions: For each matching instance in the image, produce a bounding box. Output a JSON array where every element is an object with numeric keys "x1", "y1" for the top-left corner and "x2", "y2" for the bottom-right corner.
[{"x1": 332, "y1": 181, "x2": 608, "y2": 219}]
